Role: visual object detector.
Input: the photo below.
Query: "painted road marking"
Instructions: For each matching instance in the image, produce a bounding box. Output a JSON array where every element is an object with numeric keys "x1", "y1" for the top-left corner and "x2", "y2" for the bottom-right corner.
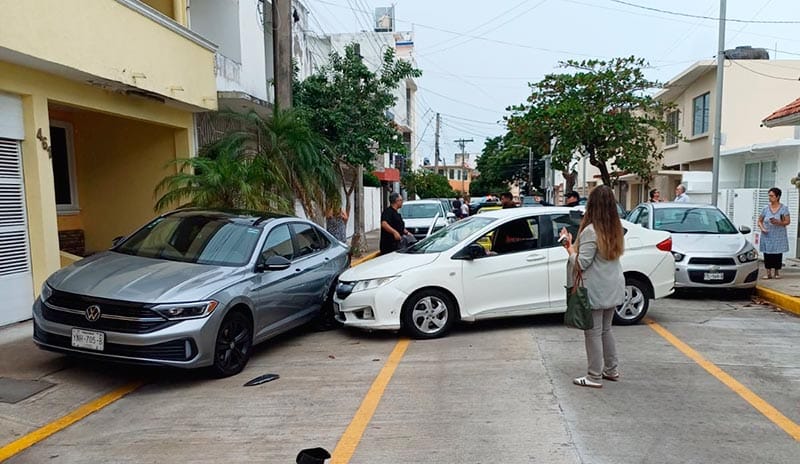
[
  {"x1": 0, "y1": 381, "x2": 143, "y2": 462},
  {"x1": 646, "y1": 319, "x2": 800, "y2": 441},
  {"x1": 332, "y1": 339, "x2": 410, "y2": 463}
]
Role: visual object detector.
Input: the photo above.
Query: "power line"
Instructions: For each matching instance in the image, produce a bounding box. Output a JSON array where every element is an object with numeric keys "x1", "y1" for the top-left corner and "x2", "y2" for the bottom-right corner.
[
  {"x1": 422, "y1": 0, "x2": 531, "y2": 54},
  {"x1": 417, "y1": 85, "x2": 500, "y2": 114},
  {"x1": 730, "y1": 59, "x2": 800, "y2": 81},
  {"x1": 610, "y1": 0, "x2": 800, "y2": 24},
  {"x1": 440, "y1": 113, "x2": 506, "y2": 126}
]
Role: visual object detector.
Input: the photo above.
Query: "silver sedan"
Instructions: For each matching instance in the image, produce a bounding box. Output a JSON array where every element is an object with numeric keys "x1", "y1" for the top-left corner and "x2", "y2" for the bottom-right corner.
[
  {"x1": 33, "y1": 209, "x2": 349, "y2": 377},
  {"x1": 626, "y1": 203, "x2": 759, "y2": 291}
]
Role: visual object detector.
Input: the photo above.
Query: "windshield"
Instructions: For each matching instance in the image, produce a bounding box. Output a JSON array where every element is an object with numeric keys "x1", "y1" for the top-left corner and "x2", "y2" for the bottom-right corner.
[
  {"x1": 115, "y1": 216, "x2": 262, "y2": 266},
  {"x1": 401, "y1": 216, "x2": 495, "y2": 253},
  {"x1": 401, "y1": 203, "x2": 442, "y2": 219},
  {"x1": 653, "y1": 207, "x2": 737, "y2": 234}
]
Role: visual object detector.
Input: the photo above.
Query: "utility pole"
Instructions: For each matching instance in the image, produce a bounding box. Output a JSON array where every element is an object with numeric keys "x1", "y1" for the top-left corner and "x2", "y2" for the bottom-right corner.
[
  {"x1": 272, "y1": 0, "x2": 292, "y2": 109},
  {"x1": 454, "y1": 138, "x2": 473, "y2": 197},
  {"x1": 711, "y1": 0, "x2": 726, "y2": 207},
  {"x1": 434, "y1": 113, "x2": 441, "y2": 171},
  {"x1": 526, "y1": 146, "x2": 533, "y2": 196}
]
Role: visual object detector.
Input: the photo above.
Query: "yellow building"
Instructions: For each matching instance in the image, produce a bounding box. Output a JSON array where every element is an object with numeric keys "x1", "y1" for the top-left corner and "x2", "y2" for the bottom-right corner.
[{"x1": 0, "y1": 0, "x2": 217, "y2": 325}]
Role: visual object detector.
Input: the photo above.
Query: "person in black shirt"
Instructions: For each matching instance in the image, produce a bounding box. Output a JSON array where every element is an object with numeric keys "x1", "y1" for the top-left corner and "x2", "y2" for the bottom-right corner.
[
  {"x1": 500, "y1": 192, "x2": 516, "y2": 208},
  {"x1": 380, "y1": 193, "x2": 410, "y2": 255},
  {"x1": 564, "y1": 191, "x2": 580, "y2": 207}
]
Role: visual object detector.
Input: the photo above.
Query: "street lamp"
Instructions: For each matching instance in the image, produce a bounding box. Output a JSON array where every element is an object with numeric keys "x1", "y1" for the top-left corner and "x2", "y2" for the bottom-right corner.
[{"x1": 511, "y1": 144, "x2": 533, "y2": 196}]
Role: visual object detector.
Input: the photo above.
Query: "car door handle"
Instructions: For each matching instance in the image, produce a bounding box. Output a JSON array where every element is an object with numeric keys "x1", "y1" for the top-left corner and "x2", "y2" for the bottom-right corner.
[{"x1": 526, "y1": 254, "x2": 546, "y2": 262}]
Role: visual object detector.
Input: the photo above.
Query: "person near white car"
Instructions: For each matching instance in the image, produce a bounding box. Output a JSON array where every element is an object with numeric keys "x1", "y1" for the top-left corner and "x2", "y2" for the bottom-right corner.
[
  {"x1": 562, "y1": 186, "x2": 625, "y2": 389},
  {"x1": 380, "y1": 193, "x2": 412, "y2": 255},
  {"x1": 758, "y1": 187, "x2": 790, "y2": 279},
  {"x1": 674, "y1": 184, "x2": 690, "y2": 202}
]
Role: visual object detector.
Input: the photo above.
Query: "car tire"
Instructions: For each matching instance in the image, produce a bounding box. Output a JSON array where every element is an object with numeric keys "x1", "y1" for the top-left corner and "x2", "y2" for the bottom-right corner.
[
  {"x1": 210, "y1": 311, "x2": 253, "y2": 378},
  {"x1": 314, "y1": 284, "x2": 342, "y2": 331},
  {"x1": 614, "y1": 276, "x2": 649, "y2": 325},
  {"x1": 401, "y1": 289, "x2": 457, "y2": 339}
]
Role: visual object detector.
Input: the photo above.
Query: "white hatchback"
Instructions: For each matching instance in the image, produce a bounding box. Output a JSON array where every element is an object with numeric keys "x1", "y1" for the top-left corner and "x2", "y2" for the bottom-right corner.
[{"x1": 334, "y1": 207, "x2": 675, "y2": 339}]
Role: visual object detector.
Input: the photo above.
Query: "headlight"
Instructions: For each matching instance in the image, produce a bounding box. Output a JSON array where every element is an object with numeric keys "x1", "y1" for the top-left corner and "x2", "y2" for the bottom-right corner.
[
  {"x1": 672, "y1": 252, "x2": 685, "y2": 262},
  {"x1": 151, "y1": 301, "x2": 219, "y2": 320},
  {"x1": 352, "y1": 276, "x2": 399, "y2": 293},
  {"x1": 40, "y1": 283, "x2": 53, "y2": 303},
  {"x1": 738, "y1": 248, "x2": 758, "y2": 263}
]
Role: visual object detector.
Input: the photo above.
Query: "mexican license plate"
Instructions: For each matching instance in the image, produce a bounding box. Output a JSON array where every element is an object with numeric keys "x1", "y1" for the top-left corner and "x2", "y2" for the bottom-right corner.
[
  {"x1": 71, "y1": 328, "x2": 105, "y2": 351},
  {"x1": 704, "y1": 272, "x2": 724, "y2": 281}
]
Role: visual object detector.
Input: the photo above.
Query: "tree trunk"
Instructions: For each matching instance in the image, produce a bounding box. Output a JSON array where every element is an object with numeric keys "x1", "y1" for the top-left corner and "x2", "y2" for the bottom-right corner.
[{"x1": 562, "y1": 170, "x2": 577, "y2": 193}]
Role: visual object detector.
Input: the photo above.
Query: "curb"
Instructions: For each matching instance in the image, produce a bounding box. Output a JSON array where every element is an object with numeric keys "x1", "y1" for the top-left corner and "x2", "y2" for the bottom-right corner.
[
  {"x1": 351, "y1": 251, "x2": 379, "y2": 267},
  {"x1": 754, "y1": 285, "x2": 800, "y2": 317}
]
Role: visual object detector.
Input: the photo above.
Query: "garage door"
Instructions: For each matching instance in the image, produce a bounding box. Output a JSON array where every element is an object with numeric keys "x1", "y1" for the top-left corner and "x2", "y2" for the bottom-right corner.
[{"x1": 0, "y1": 137, "x2": 33, "y2": 326}]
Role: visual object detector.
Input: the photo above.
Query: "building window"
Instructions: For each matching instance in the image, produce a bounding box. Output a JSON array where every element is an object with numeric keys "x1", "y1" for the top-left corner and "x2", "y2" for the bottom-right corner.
[
  {"x1": 49, "y1": 121, "x2": 79, "y2": 213},
  {"x1": 665, "y1": 110, "x2": 679, "y2": 146},
  {"x1": 449, "y1": 169, "x2": 454, "y2": 180},
  {"x1": 692, "y1": 93, "x2": 710, "y2": 136},
  {"x1": 744, "y1": 160, "x2": 776, "y2": 188}
]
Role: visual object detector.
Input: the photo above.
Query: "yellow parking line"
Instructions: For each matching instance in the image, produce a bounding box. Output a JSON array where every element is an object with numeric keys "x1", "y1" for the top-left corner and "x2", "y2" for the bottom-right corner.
[
  {"x1": 0, "y1": 381, "x2": 144, "y2": 462},
  {"x1": 351, "y1": 251, "x2": 379, "y2": 267},
  {"x1": 332, "y1": 339, "x2": 410, "y2": 464},
  {"x1": 646, "y1": 319, "x2": 800, "y2": 441}
]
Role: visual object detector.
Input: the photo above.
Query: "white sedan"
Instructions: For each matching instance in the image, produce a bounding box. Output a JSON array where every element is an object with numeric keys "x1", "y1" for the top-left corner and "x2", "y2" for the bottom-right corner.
[{"x1": 334, "y1": 207, "x2": 675, "y2": 339}]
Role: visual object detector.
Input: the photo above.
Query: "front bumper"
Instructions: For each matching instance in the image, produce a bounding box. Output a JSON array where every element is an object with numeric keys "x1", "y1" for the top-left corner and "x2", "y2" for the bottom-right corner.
[
  {"x1": 333, "y1": 285, "x2": 409, "y2": 331},
  {"x1": 32, "y1": 298, "x2": 217, "y2": 368},
  {"x1": 673, "y1": 256, "x2": 759, "y2": 289}
]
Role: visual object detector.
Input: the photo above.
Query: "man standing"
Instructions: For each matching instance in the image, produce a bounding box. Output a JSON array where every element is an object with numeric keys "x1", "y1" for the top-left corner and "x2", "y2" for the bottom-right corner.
[
  {"x1": 500, "y1": 192, "x2": 516, "y2": 208},
  {"x1": 564, "y1": 191, "x2": 580, "y2": 207},
  {"x1": 674, "y1": 184, "x2": 690, "y2": 203},
  {"x1": 380, "y1": 193, "x2": 410, "y2": 255},
  {"x1": 460, "y1": 198, "x2": 470, "y2": 218}
]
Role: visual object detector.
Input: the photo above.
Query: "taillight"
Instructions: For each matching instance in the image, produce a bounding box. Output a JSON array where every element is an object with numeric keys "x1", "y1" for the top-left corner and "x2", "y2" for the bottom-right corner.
[{"x1": 656, "y1": 237, "x2": 672, "y2": 252}]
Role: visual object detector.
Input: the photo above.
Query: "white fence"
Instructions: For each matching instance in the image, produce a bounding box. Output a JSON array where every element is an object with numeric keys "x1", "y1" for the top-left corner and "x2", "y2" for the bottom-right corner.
[
  {"x1": 720, "y1": 188, "x2": 799, "y2": 259},
  {"x1": 293, "y1": 186, "x2": 383, "y2": 240}
]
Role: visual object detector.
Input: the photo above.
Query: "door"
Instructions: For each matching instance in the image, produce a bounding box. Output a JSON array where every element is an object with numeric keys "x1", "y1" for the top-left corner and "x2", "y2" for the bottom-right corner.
[
  {"x1": 460, "y1": 216, "x2": 550, "y2": 317},
  {"x1": 289, "y1": 222, "x2": 332, "y2": 315},
  {"x1": 250, "y1": 223, "x2": 300, "y2": 338},
  {"x1": 0, "y1": 138, "x2": 33, "y2": 326}
]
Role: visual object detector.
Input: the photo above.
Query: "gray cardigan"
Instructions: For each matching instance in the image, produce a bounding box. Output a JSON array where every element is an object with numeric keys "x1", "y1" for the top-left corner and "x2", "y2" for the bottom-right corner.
[{"x1": 567, "y1": 224, "x2": 625, "y2": 310}]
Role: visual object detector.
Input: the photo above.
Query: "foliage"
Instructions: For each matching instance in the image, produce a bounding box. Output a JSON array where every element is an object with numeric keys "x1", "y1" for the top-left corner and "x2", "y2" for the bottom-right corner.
[
  {"x1": 402, "y1": 169, "x2": 455, "y2": 199},
  {"x1": 294, "y1": 43, "x2": 422, "y2": 174},
  {"x1": 363, "y1": 171, "x2": 382, "y2": 187},
  {"x1": 507, "y1": 57, "x2": 678, "y2": 186},
  {"x1": 470, "y1": 134, "x2": 545, "y2": 196},
  {"x1": 154, "y1": 133, "x2": 292, "y2": 213}
]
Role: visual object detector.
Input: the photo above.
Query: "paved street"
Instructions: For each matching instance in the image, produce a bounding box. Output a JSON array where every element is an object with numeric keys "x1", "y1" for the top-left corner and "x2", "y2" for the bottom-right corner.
[{"x1": 1, "y1": 291, "x2": 797, "y2": 464}]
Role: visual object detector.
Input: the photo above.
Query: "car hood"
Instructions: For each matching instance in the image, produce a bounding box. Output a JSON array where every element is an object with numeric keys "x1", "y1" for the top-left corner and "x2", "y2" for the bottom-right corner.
[
  {"x1": 671, "y1": 233, "x2": 749, "y2": 254},
  {"x1": 405, "y1": 217, "x2": 447, "y2": 228},
  {"x1": 47, "y1": 251, "x2": 246, "y2": 303},
  {"x1": 341, "y1": 252, "x2": 439, "y2": 281}
]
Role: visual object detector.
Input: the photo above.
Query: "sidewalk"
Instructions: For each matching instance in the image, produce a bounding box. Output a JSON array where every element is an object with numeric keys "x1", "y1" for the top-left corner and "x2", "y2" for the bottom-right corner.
[
  {"x1": 348, "y1": 228, "x2": 381, "y2": 263},
  {"x1": 754, "y1": 258, "x2": 800, "y2": 317}
]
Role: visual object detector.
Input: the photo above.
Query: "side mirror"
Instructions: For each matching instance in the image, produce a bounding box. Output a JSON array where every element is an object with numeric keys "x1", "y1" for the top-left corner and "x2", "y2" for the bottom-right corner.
[
  {"x1": 111, "y1": 236, "x2": 125, "y2": 247},
  {"x1": 739, "y1": 225, "x2": 751, "y2": 234},
  {"x1": 452, "y1": 243, "x2": 487, "y2": 260},
  {"x1": 446, "y1": 212, "x2": 456, "y2": 221},
  {"x1": 256, "y1": 255, "x2": 292, "y2": 272}
]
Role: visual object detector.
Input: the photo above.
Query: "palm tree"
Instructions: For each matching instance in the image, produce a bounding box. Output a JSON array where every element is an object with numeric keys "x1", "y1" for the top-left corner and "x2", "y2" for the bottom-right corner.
[{"x1": 153, "y1": 132, "x2": 292, "y2": 213}]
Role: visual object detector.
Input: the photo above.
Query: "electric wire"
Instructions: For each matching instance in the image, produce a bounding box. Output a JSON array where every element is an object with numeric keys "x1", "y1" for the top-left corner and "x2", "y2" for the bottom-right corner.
[{"x1": 609, "y1": 0, "x2": 800, "y2": 24}]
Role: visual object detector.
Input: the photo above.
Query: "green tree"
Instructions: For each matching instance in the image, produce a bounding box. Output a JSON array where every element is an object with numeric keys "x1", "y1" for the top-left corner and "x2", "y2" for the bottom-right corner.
[
  {"x1": 154, "y1": 132, "x2": 292, "y2": 213},
  {"x1": 402, "y1": 169, "x2": 455, "y2": 199},
  {"x1": 507, "y1": 57, "x2": 677, "y2": 187},
  {"x1": 294, "y1": 43, "x2": 422, "y2": 251},
  {"x1": 470, "y1": 134, "x2": 545, "y2": 197}
]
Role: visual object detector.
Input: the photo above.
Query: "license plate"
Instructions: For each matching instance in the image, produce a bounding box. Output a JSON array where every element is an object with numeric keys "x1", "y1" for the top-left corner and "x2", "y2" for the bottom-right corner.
[
  {"x1": 704, "y1": 272, "x2": 724, "y2": 281},
  {"x1": 71, "y1": 328, "x2": 105, "y2": 351}
]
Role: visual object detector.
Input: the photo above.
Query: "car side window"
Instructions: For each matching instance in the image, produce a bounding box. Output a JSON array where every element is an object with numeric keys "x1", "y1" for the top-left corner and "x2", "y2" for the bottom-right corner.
[
  {"x1": 627, "y1": 208, "x2": 640, "y2": 224},
  {"x1": 292, "y1": 223, "x2": 327, "y2": 258},
  {"x1": 260, "y1": 224, "x2": 294, "y2": 261},
  {"x1": 476, "y1": 217, "x2": 540, "y2": 255},
  {"x1": 637, "y1": 208, "x2": 650, "y2": 228},
  {"x1": 548, "y1": 213, "x2": 580, "y2": 248}
]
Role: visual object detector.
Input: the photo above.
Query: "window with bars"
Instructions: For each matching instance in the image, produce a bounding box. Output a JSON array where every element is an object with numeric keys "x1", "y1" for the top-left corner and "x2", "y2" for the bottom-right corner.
[
  {"x1": 665, "y1": 110, "x2": 679, "y2": 146},
  {"x1": 50, "y1": 121, "x2": 79, "y2": 212},
  {"x1": 744, "y1": 160, "x2": 776, "y2": 188}
]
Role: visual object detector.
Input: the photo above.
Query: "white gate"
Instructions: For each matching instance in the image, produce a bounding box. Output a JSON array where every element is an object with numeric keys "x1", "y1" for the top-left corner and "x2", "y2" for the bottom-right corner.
[
  {"x1": 730, "y1": 188, "x2": 798, "y2": 259},
  {"x1": 0, "y1": 138, "x2": 34, "y2": 325}
]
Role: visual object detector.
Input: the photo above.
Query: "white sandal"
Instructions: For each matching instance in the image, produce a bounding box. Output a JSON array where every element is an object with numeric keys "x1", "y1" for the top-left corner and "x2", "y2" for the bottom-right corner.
[{"x1": 573, "y1": 376, "x2": 602, "y2": 388}]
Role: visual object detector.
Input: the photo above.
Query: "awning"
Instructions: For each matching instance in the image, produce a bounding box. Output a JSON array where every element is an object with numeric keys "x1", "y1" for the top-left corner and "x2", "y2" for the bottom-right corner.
[
  {"x1": 373, "y1": 168, "x2": 400, "y2": 182},
  {"x1": 763, "y1": 96, "x2": 800, "y2": 128}
]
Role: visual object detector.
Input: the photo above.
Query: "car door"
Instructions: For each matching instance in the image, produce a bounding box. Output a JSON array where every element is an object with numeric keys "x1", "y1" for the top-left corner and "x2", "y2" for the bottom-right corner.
[
  {"x1": 289, "y1": 222, "x2": 331, "y2": 317},
  {"x1": 250, "y1": 223, "x2": 301, "y2": 337},
  {"x1": 460, "y1": 215, "x2": 550, "y2": 317},
  {"x1": 544, "y1": 212, "x2": 582, "y2": 310}
]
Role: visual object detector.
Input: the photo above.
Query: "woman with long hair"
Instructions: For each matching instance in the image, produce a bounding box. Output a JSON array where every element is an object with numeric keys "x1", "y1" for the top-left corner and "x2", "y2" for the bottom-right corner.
[{"x1": 561, "y1": 185, "x2": 626, "y2": 388}]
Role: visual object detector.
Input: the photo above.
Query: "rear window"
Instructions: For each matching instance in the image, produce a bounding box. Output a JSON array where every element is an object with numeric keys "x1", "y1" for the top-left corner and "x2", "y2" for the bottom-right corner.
[{"x1": 402, "y1": 203, "x2": 442, "y2": 219}]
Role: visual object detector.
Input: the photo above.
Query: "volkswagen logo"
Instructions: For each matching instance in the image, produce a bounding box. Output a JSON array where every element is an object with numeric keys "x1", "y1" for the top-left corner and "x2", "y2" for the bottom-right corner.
[{"x1": 85, "y1": 305, "x2": 102, "y2": 322}]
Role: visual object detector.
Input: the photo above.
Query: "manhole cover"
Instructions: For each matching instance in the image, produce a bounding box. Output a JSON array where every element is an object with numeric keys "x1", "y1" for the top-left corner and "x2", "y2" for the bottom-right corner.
[{"x1": 0, "y1": 377, "x2": 55, "y2": 404}]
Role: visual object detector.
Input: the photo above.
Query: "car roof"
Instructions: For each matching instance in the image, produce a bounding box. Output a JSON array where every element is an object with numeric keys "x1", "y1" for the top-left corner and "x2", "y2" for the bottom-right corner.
[
  {"x1": 646, "y1": 202, "x2": 719, "y2": 210},
  {"x1": 164, "y1": 208, "x2": 289, "y2": 226},
  {"x1": 477, "y1": 206, "x2": 580, "y2": 219},
  {"x1": 404, "y1": 200, "x2": 442, "y2": 205}
]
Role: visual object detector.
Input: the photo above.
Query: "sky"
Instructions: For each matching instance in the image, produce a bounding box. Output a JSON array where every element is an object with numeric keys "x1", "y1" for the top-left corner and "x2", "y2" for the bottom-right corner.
[{"x1": 304, "y1": 0, "x2": 800, "y2": 165}]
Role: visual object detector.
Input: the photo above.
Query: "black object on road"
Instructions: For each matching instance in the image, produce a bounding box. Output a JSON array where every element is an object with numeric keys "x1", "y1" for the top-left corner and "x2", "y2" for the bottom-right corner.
[
  {"x1": 296, "y1": 447, "x2": 331, "y2": 464},
  {"x1": 243, "y1": 373, "x2": 279, "y2": 386}
]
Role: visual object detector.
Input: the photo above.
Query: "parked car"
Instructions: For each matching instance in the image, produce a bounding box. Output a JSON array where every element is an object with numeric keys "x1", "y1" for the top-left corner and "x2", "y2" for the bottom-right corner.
[
  {"x1": 520, "y1": 195, "x2": 544, "y2": 207},
  {"x1": 469, "y1": 196, "x2": 501, "y2": 215},
  {"x1": 626, "y1": 202, "x2": 758, "y2": 291},
  {"x1": 334, "y1": 207, "x2": 674, "y2": 338},
  {"x1": 578, "y1": 197, "x2": 626, "y2": 218},
  {"x1": 33, "y1": 209, "x2": 350, "y2": 377},
  {"x1": 401, "y1": 200, "x2": 455, "y2": 241}
]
